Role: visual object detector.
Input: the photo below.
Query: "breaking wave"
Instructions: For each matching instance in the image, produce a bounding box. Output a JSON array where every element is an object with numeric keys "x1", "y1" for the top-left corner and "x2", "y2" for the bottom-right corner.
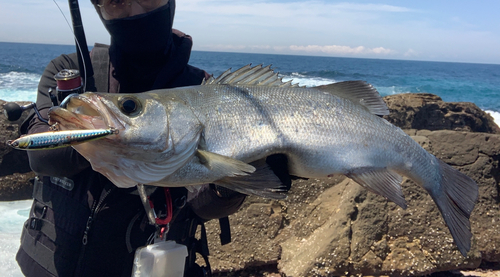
[
  {"x1": 0, "y1": 200, "x2": 32, "y2": 277},
  {"x1": 282, "y1": 72, "x2": 335, "y2": 87},
  {"x1": 485, "y1": 110, "x2": 500, "y2": 127},
  {"x1": 0, "y1": 71, "x2": 40, "y2": 102}
]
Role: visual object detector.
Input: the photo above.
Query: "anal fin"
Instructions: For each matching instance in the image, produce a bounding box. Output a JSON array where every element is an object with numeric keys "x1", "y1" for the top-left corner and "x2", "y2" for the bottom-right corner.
[{"x1": 346, "y1": 167, "x2": 407, "y2": 209}]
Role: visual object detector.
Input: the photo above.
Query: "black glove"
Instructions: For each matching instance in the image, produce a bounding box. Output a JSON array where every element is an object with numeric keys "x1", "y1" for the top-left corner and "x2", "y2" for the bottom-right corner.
[
  {"x1": 212, "y1": 153, "x2": 296, "y2": 198},
  {"x1": 265, "y1": 153, "x2": 295, "y2": 191}
]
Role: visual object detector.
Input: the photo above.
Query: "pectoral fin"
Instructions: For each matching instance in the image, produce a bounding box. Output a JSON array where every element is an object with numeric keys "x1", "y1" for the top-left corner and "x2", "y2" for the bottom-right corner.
[
  {"x1": 196, "y1": 150, "x2": 255, "y2": 176},
  {"x1": 346, "y1": 167, "x2": 407, "y2": 209}
]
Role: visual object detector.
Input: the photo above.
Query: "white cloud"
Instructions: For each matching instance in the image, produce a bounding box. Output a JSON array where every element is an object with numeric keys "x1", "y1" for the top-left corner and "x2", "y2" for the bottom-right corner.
[
  {"x1": 2, "y1": 0, "x2": 499, "y2": 63},
  {"x1": 331, "y1": 3, "x2": 414, "y2": 12},
  {"x1": 178, "y1": 1, "x2": 413, "y2": 16},
  {"x1": 404, "y1": 49, "x2": 418, "y2": 57},
  {"x1": 371, "y1": 47, "x2": 394, "y2": 54},
  {"x1": 289, "y1": 45, "x2": 394, "y2": 55},
  {"x1": 273, "y1": 46, "x2": 288, "y2": 52},
  {"x1": 177, "y1": 0, "x2": 411, "y2": 58},
  {"x1": 176, "y1": 0, "x2": 414, "y2": 28}
]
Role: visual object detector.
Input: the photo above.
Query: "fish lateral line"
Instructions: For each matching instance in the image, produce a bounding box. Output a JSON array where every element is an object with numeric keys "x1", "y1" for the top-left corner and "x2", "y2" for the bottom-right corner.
[{"x1": 6, "y1": 128, "x2": 118, "y2": 150}]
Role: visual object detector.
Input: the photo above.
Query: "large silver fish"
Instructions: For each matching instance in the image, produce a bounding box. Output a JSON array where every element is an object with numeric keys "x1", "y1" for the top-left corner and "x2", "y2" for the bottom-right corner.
[{"x1": 48, "y1": 64, "x2": 477, "y2": 256}]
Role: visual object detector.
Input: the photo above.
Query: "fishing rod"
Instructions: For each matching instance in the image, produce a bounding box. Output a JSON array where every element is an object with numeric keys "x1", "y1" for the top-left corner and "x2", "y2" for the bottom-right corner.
[
  {"x1": 69, "y1": 0, "x2": 94, "y2": 89},
  {"x1": 3, "y1": 0, "x2": 94, "y2": 123}
]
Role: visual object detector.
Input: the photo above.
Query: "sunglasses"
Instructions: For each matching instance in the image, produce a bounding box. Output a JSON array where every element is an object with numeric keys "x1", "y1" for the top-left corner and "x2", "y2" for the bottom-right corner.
[{"x1": 96, "y1": 0, "x2": 166, "y2": 19}]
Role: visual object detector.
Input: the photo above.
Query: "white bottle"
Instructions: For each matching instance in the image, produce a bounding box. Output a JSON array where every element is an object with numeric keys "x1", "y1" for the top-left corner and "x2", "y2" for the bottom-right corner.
[{"x1": 132, "y1": 240, "x2": 188, "y2": 277}]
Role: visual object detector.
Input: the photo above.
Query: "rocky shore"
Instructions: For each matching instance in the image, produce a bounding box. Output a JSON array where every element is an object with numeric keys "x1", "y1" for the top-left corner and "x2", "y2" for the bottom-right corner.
[
  {"x1": 0, "y1": 100, "x2": 34, "y2": 201},
  {"x1": 1, "y1": 94, "x2": 499, "y2": 276}
]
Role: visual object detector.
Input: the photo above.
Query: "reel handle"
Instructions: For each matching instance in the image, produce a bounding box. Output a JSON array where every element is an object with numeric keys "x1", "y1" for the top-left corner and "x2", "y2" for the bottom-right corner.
[{"x1": 3, "y1": 102, "x2": 35, "y2": 122}]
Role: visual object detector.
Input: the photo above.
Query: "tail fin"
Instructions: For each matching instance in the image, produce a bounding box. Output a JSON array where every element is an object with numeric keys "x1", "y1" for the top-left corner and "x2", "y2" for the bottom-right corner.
[{"x1": 428, "y1": 159, "x2": 478, "y2": 256}]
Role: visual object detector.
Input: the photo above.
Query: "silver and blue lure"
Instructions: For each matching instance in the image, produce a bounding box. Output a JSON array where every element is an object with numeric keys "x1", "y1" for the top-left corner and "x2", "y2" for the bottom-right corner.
[{"x1": 7, "y1": 128, "x2": 118, "y2": 150}]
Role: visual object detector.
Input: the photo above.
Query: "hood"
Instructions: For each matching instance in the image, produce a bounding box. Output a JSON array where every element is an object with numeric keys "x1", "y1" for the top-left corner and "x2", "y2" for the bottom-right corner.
[
  {"x1": 101, "y1": 0, "x2": 183, "y2": 92},
  {"x1": 102, "y1": 1, "x2": 175, "y2": 58}
]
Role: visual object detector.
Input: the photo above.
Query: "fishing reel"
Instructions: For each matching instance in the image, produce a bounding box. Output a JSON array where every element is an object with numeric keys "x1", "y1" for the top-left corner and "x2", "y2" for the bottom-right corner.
[
  {"x1": 2, "y1": 69, "x2": 83, "y2": 124},
  {"x1": 54, "y1": 69, "x2": 84, "y2": 102}
]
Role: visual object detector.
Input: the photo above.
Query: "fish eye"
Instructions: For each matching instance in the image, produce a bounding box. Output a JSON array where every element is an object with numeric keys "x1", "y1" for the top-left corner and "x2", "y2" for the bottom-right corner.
[{"x1": 118, "y1": 97, "x2": 142, "y2": 116}]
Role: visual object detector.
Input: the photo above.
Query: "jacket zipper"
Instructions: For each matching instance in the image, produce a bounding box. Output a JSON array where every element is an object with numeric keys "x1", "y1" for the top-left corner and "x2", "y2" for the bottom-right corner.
[
  {"x1": 75, "y1": 187, "x2": 114, "y2": 275},
  {"x1": 83, "y1": 188, "x2": 113, "y2": 245}
]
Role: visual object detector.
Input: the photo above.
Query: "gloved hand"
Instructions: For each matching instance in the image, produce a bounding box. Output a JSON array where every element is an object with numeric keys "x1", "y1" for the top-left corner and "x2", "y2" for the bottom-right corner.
[{"x1": 265, "y1": 154, "x2": 293, "y2": 191}]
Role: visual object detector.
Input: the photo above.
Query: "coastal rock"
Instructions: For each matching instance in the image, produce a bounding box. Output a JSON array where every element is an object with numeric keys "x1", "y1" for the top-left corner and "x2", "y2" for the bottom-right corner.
[
  {"x1": 383, "y1": 93, "x2": 500, "y2": 134},
  {"x1": 206, "y1": 129, "x2": 500, "y2": 275},
  {"x1": 0, "y1": 172, "x2": 35, "y2": 201},
  {"x1": 0, "y1": 100, "x2": 33, "y2": 201}
]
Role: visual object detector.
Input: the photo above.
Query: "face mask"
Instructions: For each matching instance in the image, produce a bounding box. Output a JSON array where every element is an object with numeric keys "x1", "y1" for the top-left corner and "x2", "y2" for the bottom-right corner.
[{"x1": 102, "y1": 1, "x2": 175, "y2": 59}]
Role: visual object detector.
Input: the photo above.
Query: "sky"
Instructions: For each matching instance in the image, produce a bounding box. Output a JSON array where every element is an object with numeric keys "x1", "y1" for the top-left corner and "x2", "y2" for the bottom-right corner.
[{"x1": 0, "y1": 0, "x2": 499, "y2": 64}]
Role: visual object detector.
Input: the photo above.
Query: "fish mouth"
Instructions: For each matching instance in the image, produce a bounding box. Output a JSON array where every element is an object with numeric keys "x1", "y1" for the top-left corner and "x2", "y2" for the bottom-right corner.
[{"x1": 48, "y1": 93, "x2": 124, "y2": 131}]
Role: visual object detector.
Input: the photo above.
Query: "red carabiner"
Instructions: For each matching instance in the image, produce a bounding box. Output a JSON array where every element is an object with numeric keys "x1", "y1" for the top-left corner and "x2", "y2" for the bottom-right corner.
[{"x1": 148, "y1": 187, "x2": 173, "y2": 226}]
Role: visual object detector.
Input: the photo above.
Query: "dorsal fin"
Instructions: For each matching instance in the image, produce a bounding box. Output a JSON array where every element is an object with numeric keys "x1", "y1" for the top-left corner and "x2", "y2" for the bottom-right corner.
[
  {"x1": 315, "y1": 81, "x2": 389, "y2": 116},
  {"x1": 200, "y1": 65, "x2": 388, "y2": 116},
  {"x1": 202, "y1": 64, "x2": 301, "y2": 88}
]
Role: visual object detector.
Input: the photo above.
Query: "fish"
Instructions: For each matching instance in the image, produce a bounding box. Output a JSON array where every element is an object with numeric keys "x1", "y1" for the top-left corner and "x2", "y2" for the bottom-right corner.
[
  {"x1": 48, "y1": 64, "x2": 478, "y2": 256},
  {"x1": 7, "y1": 128, "x2": 118, "y2": 150}
]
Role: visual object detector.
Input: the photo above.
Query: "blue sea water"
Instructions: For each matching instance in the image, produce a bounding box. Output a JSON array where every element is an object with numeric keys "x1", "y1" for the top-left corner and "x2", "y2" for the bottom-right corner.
[
  {"x1": 2, "y1": 41, "x2": 500, "y2": 112},
  {"x1": 189, "y1": 51, "x2": 500, "y2": 114},
  {"x1": 1, "y1": 41, "x2": 500, "y2": 276}
]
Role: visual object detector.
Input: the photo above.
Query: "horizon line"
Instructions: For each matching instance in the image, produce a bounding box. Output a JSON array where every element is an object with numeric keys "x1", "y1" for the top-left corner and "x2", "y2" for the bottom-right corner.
[{"x1": 1, "y1": 40, "x2": 499, "y2": 66}]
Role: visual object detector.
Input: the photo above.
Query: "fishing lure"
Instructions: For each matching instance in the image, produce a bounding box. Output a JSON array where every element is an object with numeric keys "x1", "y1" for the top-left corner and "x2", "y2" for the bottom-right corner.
[{"x1": 7, "y1": 128, "x2": 118, "y2": 150}]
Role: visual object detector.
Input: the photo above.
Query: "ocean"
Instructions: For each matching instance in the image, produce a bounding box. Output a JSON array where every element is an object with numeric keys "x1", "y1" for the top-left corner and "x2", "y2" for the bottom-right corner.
[
  {"x1": 2, "y1": 42, "x2": 500, "y2": 113},
  {"x1": 1, "y1": 41, "x2": 500, "y2": 276}
]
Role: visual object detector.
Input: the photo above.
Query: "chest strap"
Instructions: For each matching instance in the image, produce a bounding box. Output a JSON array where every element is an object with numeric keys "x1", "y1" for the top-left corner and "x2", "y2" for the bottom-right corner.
[{"x1": 90, "y1": 43, "x2": 110, "y2": 92}]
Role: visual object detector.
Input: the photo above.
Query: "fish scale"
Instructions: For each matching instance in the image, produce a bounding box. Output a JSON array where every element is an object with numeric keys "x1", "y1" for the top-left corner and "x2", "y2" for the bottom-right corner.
[
  {"x1": 186, "y1": 84, "x2": 400, "y2": 177},
  {"x1": 47, "y1": 64, "x2": 478, "y2": 257}
]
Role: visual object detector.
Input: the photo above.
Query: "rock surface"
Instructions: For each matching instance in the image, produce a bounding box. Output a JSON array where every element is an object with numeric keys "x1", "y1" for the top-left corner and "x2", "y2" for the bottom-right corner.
[
  {"x1": 383, "y1": 93, "x2": 500, "y2": 133},
  {"x1": 0, "y1": 100, "x2": 33, "y2": 201}
]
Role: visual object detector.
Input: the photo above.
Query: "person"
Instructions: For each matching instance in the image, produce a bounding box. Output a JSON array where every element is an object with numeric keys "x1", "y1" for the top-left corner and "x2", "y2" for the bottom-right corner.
[{"x1": 15, "y1": 0, "x2": 289, "y2": 276}]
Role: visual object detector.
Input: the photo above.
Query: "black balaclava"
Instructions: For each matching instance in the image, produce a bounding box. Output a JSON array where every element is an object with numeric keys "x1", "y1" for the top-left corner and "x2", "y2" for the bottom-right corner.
[{"x1": 101, "y1": 0, "x2": 181, "y2": 92}]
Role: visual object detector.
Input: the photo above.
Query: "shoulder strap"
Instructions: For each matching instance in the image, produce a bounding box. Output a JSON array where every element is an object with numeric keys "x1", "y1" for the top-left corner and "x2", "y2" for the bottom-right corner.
[
  {"x1": 219, "y1": 217, "x2": 231, "y2": 245},
  {"x1": 90, "y1": 43, "x2": 110, "y2": 92}
]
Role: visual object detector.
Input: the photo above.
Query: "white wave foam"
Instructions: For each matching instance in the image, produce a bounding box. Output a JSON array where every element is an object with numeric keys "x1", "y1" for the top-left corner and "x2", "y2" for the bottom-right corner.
[
  {"x1": 0, "y1": 89, "x2": 38, "y2": 102},
  {"x1": 485, "y1": 110, "x2": 500, "y2": 127},
  {"x1": 375, "y1": 86, "x2": 413, "y2": 97},
  {"x1": 282, "y1": 75, "x2": 335, "y2": 87},
  {"x1": 0, "y1": 200, "x2": 32, "y2": 277},
  {"x1": 0, "y1": 72, "x2": 40, "y2": 102},
  {"x1": 290, "y1": 72, "x2": 307, "y2": 78}
]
